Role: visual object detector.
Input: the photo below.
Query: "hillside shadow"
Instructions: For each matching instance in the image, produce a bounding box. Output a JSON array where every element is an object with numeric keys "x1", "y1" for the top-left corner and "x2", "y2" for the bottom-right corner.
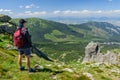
[{"x1": 35, "y1": 68, "x2": 64, "y2": 75}]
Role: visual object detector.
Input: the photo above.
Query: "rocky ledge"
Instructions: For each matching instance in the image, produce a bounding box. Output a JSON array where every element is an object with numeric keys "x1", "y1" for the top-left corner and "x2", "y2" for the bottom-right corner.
[
  {"x1": 0, "y1": 14, "x2": 16, "y2": 34},
  {"x1": 82, "y1": 41, "x2": 120, "y2": 66}
]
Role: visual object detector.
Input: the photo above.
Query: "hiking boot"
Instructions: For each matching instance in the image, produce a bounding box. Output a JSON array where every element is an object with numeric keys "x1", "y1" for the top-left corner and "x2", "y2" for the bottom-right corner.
[
  {"x1": 20, "y1": 66, "x2": 25, "y2": 71},
  {"x1": 29, "y1": 68, "x2": 35, "y2": 72}
]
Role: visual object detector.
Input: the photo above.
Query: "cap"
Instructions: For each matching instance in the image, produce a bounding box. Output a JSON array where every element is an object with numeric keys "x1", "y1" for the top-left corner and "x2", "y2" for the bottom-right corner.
[{"x1": 19, "y1": 19, "x2": 27, "y2": 24}]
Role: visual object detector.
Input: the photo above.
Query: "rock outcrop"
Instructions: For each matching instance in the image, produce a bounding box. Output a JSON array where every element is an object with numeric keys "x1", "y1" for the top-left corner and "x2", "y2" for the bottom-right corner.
[
  {"x1": 0, "y1": 23, "x2": 16, "y2": 34},
  {"x1": 4, "y1": 44, "x2": 17, "y2": 50},
  {"x1": 82, "y1": 41, "x2": 120, "y2": 66},
  {"x1": 0, "y1": 14, "x2": 16, "y2": 34},
  {"x1": 83, "y1": 41, "x2": 99, "y2": 62},
  {"x1": 0, "y1": 14, "x2": 11, "y2": 22}
]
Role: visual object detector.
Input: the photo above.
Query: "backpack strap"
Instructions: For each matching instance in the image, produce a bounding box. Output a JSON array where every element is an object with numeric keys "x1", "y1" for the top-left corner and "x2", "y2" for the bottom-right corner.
[
  {"x1": 21, "y1": 27, "x2": 27, "y2": 35},
  {"x1": 16, "y1": 27, "x2": 26, "y2": 35}
]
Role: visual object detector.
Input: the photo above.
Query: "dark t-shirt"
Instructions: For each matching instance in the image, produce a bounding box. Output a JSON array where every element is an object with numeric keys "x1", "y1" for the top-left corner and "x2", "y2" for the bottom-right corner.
[{"x1": 19, "y1": 28, "x2": 32, "y2": 49}]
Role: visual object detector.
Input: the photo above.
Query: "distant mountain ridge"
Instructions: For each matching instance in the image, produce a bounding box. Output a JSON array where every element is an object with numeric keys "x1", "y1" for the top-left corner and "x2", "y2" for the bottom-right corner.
[
  {"x1": 47, "y1": 17, "x2": 120, "y2": 26},
  {"x1": 70, "y1": 21, "x2": 120, "y2": 42},
  {"x1": 72, "y1": 21, "x2": 120, "y2": 35}
]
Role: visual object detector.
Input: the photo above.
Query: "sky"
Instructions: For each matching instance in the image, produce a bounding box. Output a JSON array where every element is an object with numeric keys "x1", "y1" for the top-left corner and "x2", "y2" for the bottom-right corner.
[{"x1": 0, "y1": 0, "x2": 120, "y2": 18}]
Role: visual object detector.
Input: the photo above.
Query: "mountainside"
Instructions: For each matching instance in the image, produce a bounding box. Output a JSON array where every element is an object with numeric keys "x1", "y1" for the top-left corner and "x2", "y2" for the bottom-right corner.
[
  {"x1": 11, "y1": 18, "x2": 120, "y2": 43},
  {"x1": 10, "y1": 18, "x2": 120, "y2": 62},
  {"x1": 70, "y1": 21, "x2": 120, "y2": 42},
  {"x1": 0, "y1": 48, "x2": 119, "y2": 80},
  {"x1": 11, "y1": 18, "x2": 84, "y2": 43},
  {"x1": 0, "y1": 14, "x2": 16, "y2": 48}
]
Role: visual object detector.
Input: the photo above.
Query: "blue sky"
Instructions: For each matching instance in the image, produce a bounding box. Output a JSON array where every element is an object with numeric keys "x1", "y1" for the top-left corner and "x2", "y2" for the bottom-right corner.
[{"x1": 0, "y1": 0, "x2": 120, "y2": 18}]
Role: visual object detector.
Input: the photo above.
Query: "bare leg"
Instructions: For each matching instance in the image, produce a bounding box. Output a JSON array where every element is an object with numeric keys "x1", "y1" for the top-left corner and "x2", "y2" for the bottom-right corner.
[
  {"x1": 25, "y1": 55, "x2": 30, "y2": 69},
  {"x1": 18, "y1": 54, "x2": 22, "y2": 67}
]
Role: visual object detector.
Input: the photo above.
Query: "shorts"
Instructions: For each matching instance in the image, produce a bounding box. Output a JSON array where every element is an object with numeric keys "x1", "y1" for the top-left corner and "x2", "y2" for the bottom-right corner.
[{"x1": 18, "y1": 48, "x2": 31, "y2": 56}]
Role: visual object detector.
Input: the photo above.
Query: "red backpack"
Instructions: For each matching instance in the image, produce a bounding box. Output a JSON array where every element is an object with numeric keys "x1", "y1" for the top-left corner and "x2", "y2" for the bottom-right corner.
[{"x1": 13, "y1": 28, "x2": 25, "y2": 48}]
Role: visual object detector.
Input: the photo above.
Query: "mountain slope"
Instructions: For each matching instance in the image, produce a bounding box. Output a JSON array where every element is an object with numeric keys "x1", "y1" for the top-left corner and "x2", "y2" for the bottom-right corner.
[
  {"x1": 11, "y1": 18, "x2": 120, "y2": 43},
  {"x1": 70, "y1": 21, "x2": 120, "y2": 42},
  {"x1": 0, "y1": 48, "x2": 119, "y2": 80},
  {"x1": 11, "y1": 18, "x2": 84, "y2": 43},
  {"x1": 10, "y1": 18, "x2": 120, "y2": 62}
]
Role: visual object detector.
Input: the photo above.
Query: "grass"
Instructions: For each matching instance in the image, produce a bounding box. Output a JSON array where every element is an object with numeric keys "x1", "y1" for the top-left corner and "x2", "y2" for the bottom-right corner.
[
  {"x1": 34, "y1": 42, "x2": 86, "y2": 63},
  {"x1": 0, "y1": 33, "x2": 119, "y2": 80},
  {"x1": 0, "y1": 34, "x2": 12, "y2": 48},
  {"x1": 0, "y1": 48, "x2": 119, "y2": 80}
]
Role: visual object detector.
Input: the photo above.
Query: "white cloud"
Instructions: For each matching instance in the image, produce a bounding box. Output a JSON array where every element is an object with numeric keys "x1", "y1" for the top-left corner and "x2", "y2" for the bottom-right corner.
[
  {"x1": 25, "y1": 4, "x2": 34, "y2": 9},
  {"x1": 0, "y1": 9, "x2": 13, "y2": 14},
  {"x1": 81, "y1": 10, "x2": 89, "y2": 14},
  {"x1": 19, "y1": 4, "x2": 40, "y2": 9},
  {"x1": 112, "y1": 10, "x2": 120, "y2": 13},
  {"x1": 53, "y1": 10, "x2": 95, "y2": 15},
  {"x1": 53, "y1": 10, "x2": 61, "y2": 14},
  {"x1": 62, "y1": 10, "x2": 83, "y2": 14},
  {"x1": 25, "y1": 11, "x2": 31, "y2": 14},
  {"x1": 18, "y1": 11, "x2": 47, "y2": 17},
  {"x1": 52, "y1": 10, "x2": 120, "y2": 17},
  {"x1": 11, "y1": 9, "x2": 120, "y2": 18},
  {"x1": 51, "y1": 10, "x2": 117, "y2": 17},
  {"x1": 96, "y1": 10, "x2": 102, "y2": 13}
]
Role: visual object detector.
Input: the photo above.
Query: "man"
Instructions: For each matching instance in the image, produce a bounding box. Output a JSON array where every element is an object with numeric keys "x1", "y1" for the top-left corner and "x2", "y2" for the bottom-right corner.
[{"x1": 15, "y1": 19, "x2": 34, "y2": 72}]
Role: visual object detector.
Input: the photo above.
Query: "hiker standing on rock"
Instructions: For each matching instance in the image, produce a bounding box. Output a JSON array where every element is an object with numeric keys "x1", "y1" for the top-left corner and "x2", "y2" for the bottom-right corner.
[{"x1": 13, "y1": 19, "x2": 35, "y2": 72}]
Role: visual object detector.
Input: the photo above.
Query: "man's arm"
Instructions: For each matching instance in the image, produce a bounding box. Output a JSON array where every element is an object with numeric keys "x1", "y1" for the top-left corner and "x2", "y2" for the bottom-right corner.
[{"x1": 25, "y1": 29, "x2": 32, "y2": 47}]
